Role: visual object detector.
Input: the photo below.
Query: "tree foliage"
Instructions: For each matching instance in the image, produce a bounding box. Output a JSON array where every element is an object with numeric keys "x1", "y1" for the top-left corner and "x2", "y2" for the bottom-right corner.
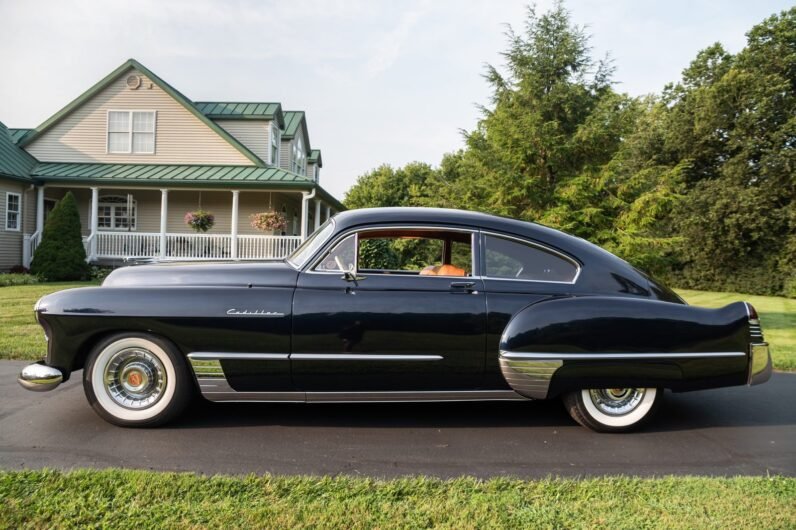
[
  {"x1": 30, "y1": 192, "x2": 90, "y2": 282},
  {"x1": 344, "y1": 3, "x2": 796, "y2": 296}
]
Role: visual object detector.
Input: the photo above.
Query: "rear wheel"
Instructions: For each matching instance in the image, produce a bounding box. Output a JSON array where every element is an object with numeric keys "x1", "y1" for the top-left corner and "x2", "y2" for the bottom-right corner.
[
  {"x1": 83, "y1": 333, "x2": 193, "y2": 427},
  {"x1": 563, "y1": 387, "x2": 662, "y2": 433}
]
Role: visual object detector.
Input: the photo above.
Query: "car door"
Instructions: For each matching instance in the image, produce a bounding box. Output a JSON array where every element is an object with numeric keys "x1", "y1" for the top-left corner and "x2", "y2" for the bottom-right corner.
[
  {"x1": 291, "y1": 226, "x2": 486, "y2": 392},
  {"x1": 480, "y1": 231, "x2": 582, "y2": 386}
]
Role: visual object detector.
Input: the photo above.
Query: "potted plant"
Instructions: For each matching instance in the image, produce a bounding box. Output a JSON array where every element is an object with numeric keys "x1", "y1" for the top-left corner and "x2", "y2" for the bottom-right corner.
[
  {"x1": 184, "y1": 210, "x2": 215, "y2": 233},
  {"x1": 250, "y1": 211, "x2": 287, "y2": 234}
]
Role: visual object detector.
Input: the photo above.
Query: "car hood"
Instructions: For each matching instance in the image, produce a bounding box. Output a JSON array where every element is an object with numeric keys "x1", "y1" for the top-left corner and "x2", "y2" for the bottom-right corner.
[{"x1": 102, "y1": 260, "x2": 299, "y2": 288}]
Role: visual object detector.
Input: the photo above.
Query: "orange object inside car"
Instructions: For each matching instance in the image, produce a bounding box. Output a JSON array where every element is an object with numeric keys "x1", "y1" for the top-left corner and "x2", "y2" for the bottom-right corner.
[{"x1": 419, "y1": 264, "x2": 466, "y2": 277}]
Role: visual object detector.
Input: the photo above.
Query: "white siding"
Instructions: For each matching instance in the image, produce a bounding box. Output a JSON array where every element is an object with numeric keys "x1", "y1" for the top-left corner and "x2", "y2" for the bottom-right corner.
[
  {"x1": 215, "y1": 120, "x2": 271, "y2": 163},
  {"x1": 25, "y1": 68, "x2": 252, "y2": 165}
]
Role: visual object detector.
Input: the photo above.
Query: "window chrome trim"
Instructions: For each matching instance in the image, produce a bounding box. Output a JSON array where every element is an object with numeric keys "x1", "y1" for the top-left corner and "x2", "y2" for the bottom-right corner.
[
  {"x1": 480, "y1": 230, "x2": 582, "y2": 285},
  {"x1": 305, "y1": 224, "x2": 479, "y2": 277}
]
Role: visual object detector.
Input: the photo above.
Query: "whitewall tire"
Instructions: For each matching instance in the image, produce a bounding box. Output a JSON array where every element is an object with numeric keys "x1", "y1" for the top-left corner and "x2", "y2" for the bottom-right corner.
[
  {"x1": 83, "y1": 333, "x2": 193, "y2": 427},
  {"x1": 563, "y1": 387, "x2": 662, "y2": 433}
]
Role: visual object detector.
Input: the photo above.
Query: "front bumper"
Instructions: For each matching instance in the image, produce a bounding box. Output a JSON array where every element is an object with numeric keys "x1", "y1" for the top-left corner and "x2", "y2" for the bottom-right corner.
[
  {"x1": 17, "y1": 361, "x2": 63, "y2": 392},
  {"x1": 748, "y1": 343, "x2": 772, "y2": 386}
]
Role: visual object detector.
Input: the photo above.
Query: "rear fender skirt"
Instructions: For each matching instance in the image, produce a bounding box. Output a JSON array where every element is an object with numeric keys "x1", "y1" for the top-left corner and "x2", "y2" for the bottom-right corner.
[{"x1": 499, "y1": 296, "x2": 752, "y2": 399}]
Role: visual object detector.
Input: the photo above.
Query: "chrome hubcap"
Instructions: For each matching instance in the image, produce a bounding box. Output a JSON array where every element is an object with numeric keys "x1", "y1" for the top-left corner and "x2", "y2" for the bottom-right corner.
[
  {"x1": 588, "y1": 388, "x2": 645, "y2": 416},
  {"x1": 104, "y1": 348, "x2": 166, "y2": 409}
]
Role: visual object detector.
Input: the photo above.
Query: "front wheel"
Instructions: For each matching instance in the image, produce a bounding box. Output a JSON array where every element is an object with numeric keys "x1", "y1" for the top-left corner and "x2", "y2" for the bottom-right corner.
[
  {"x1": 563, "y1": 387, "x2": 662, "y2": 433},
  {"x1": 83, "y1": 333, "x2": 193, "y2": 427}
]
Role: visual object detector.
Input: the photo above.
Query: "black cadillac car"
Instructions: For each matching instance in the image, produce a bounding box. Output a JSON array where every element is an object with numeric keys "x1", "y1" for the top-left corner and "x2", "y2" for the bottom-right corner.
[{"x1": 18, "y1": 207, "x2": 771, "y2": 432}]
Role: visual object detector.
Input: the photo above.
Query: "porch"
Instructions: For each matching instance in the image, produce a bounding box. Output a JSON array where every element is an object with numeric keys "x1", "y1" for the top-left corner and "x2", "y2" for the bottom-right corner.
[{"x1": 23, "y1": 185, "x2": 337, "y2": 266}]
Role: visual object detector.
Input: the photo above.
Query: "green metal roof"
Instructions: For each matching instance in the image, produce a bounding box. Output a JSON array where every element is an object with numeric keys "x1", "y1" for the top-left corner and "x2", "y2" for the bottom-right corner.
[
  {"x1": 282, "y1": 111, "x2": 304, "y2": 138},
  {"x1": 31, "y1": 162, "x2": 344, "y2": 209},
  {"x1": 18, "y1": 59, "x2": 267, "y2": 167},
  {"x1": 8, "y1": 128, "x2": 33, "y2": 144},
  {"x1": 308, "y1": 149, "x2": 322, "y2": 167},
  {"x1": 195, "y1": 102, "x2": 285, "y2": 128},
  {"x1": 0, "y1": 122, "x2": 36, "y2": 181}
]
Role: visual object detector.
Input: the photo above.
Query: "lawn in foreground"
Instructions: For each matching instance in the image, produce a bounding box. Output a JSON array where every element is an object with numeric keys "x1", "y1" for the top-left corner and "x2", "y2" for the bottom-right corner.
[
  {"x1": 1, "y1": 283, "x2": 793, "y2": 370},
  {"x1": 0, "y1": 470, "x2": 794, "y2": 529},
  {"x1": 676, "y1": 289, "x2": 796, "y2": 371}
]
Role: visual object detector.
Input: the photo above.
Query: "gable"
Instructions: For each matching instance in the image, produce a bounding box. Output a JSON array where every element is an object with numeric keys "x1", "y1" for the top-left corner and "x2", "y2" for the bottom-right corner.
[{"x1": 24, "y1": 66, "x2": 256, "y2": 166}]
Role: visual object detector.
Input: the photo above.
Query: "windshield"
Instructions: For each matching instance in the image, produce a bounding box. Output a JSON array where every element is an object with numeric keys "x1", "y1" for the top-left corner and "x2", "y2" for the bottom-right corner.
[{"x1": 286, "y1": 219, "x2": 335, "y2": 269}]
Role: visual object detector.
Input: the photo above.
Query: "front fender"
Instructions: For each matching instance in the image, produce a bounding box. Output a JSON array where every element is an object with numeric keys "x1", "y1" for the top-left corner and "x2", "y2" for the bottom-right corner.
[{"x1": 498, "y1": 296, "x2": 752, "y2": 399}]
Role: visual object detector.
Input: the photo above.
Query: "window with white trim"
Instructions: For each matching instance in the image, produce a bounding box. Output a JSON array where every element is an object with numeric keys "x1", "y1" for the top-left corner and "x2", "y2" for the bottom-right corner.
[
  {"x1": 270, "y1": 123, "x2": 280, "y2": 165},
  {"x1": 97, "y1": 195, "x2": 137, "y2": 230},
  {"x1": 5, "y1": 192, "x2": 21, "y2": 231},
  {"x1": 107, "y1": 111, "x2": 156, "y2": 154},
  {"x1": 291, "y1": 136, "x2": 306, "y2": 175}
]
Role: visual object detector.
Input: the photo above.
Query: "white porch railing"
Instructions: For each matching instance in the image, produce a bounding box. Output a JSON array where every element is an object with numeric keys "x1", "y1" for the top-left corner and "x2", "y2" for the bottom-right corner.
[{"x1": 79, "y1": 232, "x2": 302, "y2": 261}]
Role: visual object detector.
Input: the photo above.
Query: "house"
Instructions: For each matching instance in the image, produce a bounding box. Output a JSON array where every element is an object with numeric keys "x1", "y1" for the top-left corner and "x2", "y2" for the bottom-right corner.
[{"x1": 0, "y1": 59, "x2": 343, "y2": 271}]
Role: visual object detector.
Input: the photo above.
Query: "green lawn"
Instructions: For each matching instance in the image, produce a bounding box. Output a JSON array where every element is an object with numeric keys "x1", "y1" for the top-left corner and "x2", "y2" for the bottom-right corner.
[
  {"x1": 676, "y1": 289, "x2": 796, "y2": 371},
  {"x1": 1, "y1": 283, "x2": 793, "y2": 370},
  {"x1": 0, "y1": 470, "x2": 793, "y2": 529},
  {"x1": 0, "y1": 282, "x2": 97, "y2": 361}
]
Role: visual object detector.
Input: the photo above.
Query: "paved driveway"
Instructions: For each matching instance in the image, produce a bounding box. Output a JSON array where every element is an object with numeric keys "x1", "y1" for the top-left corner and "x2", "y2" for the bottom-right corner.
[{"x1": 1, "y1": 361, "x2": 793, "y2": 478}]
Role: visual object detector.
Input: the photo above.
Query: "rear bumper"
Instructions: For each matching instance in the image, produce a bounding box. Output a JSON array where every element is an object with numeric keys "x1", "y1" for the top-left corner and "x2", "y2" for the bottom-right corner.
[
  {"x1": 748, "y1": 343, "x2": 772, "y2": 386},
  {"x1": 17, "y1": 361, "x2": 63, "y2": 392}
]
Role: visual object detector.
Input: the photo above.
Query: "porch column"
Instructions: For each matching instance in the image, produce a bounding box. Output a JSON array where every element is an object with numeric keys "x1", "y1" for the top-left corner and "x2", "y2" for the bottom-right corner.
[
  {"x1": 35, "y1": 186, "x2": 44, "y2": 234},
  {"x1": 300, "y1": 193, "x2": 308, "y2": 240},
  {"x1": 325, "y1": 205, "x2": 331, "y2": 222},
  {"x1": 159, "y1": 189, "x2": 168, "y2": 260},
  {"x1": 230, "y1": 190, "x2": 240, "y2": 259},
  {"x1": 314, "y1": 199, "x2": 321, "y2": 231},
  {"x1": 89, "y1": 187, "x2": 99, "y2": 260}
]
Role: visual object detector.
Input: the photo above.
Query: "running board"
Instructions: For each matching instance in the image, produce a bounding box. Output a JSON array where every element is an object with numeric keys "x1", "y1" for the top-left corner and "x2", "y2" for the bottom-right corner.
[{"x1": 187, "y1": 353, "x2": 528, "y2": 403}]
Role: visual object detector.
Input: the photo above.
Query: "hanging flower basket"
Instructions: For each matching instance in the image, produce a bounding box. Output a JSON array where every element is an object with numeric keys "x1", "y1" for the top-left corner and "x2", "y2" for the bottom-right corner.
[
  {"x1": 250, "y1": 211, "x2": 287, "y2": 232},
  {"x1": 184, "y1": 210, "x2": 215, "y2": 232}
]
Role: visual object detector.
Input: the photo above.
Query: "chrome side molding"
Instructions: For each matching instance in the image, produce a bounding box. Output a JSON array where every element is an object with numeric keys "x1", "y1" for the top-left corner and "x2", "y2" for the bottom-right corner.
[{"x1": 186, "y1": 353, "x2": 526, "y2": 403}]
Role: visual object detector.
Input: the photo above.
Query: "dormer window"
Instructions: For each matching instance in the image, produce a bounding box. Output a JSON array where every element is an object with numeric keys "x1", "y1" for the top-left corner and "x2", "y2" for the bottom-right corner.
[
  {"x1": 270, "y1": 123, "x2": 280, "y2": 165},
  {"x1": 107, "y1": 110, "x2": 156, "y2": 154}
]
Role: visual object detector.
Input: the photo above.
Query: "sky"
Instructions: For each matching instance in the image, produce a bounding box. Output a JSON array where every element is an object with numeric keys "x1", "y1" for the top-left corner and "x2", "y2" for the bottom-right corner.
[{"x1": 0, "y1": 0, "x2": 791, "y2": 199}]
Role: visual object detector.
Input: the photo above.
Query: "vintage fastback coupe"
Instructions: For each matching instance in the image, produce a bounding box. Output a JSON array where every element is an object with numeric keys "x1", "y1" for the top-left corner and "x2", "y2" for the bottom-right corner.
[{"x1": 18, "y1": 207, "x2": 771, "y2": 432}]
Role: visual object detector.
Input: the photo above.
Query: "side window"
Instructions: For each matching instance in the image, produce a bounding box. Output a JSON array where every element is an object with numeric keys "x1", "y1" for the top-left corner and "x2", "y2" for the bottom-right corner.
[
  {"x1": 484, "y1": 234, "x2": 578, "y2": 283},
  {"x1": 314, "y1": 234, "x2": 356, "y2": 272},
  {"x1": 357, "y1": 229, "x2": 473, "y2": 277}
]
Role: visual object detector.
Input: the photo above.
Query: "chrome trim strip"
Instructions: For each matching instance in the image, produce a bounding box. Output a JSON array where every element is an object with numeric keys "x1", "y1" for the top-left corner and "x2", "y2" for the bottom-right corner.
[
  {"x1": 187, "y1": 352, "x2": 290, "y2": 361},
  {"x1": 306, "y1": 390, "x2": 527, "y2": 402},
  {"x1": 500, "y1": 351, "x2": 747, "y2": 360},
  {"x1": 291, "y1": 353, "x2": 443, "y2": 361}
]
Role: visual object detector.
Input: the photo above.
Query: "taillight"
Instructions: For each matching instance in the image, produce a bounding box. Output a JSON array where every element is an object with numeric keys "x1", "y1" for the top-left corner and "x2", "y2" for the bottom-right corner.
[{"x1": 745, "y1": 302, "x2": 759, "y2": 323}]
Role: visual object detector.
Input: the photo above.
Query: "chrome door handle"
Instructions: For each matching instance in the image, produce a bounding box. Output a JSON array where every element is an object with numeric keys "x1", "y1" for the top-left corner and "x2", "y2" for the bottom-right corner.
[{"x1": 450, "y1": 281, "x2": 476, "y2": 292}]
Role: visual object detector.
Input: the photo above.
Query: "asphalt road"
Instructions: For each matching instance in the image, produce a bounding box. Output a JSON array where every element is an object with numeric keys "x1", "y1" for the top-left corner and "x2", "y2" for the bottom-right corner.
[{"x1": 0, "y1": 360, "x2": 793, "y2": 478}]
